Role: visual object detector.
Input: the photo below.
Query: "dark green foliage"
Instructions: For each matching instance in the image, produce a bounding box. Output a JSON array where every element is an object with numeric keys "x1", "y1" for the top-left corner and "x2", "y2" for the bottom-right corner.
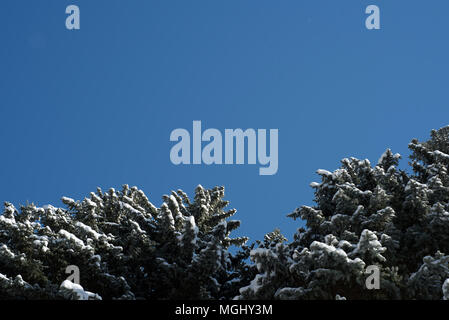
[
  {"x1": 238, "y1": 126, "x2": 449, "y2": 300},
  {"x1": 0, "y1": 185, "x2": 251, "y2": 300},
  {"x1": 3, "y1": 126, "x2": 449, "y2": 300}
]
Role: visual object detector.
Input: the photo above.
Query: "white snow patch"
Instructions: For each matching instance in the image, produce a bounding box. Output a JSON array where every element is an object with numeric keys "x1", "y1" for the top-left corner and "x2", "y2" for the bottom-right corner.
[
  {"x1": 75, "y1": 222, "x2": 102, "y2": 240},
  {"x1": 58, "y1": 230, "x2": 87, "y2": 248},
  {"x1": 317, "y1": 169, "x2": 332, "y2": 177},
  {"x1": 60, "y1": 280, "x2": 102, "y2": 300}
]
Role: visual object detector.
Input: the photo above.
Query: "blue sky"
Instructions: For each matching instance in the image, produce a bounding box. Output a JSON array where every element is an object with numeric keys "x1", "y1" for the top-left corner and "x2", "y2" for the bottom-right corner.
[{"x1": 1, "y1": 0, "x2": 449, "y2": 244}]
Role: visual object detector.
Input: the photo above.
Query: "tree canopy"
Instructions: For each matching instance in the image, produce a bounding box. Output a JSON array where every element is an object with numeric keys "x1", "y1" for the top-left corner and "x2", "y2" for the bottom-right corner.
[{"x1": 2, "y1": 126, "x2": 449, "y2": 300}]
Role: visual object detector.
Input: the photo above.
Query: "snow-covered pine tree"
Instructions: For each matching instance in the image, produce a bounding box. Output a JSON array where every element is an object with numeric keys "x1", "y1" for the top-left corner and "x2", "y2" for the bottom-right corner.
[
  {"x1": 4, "y1": 126, "x2": 449, "y2": 300},
  {"x1": 0, "y1": 185, "x2": 251, "y2": 299},
  {"x1": 238, "y1": 126, "x2": 449, "y2": 300}
]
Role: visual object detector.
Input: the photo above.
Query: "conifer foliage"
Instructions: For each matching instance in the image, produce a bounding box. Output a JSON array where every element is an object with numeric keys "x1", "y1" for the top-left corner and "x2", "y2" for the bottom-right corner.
[
  {"x1": 0, "y1": 185, "x2": 251, "y2": 300},
  {"x1": 2, "y1": 126, "x2": 449, "y2": 300},
  {"x1": 238, "y1": 126, "x2": 449, "y2": 300}
]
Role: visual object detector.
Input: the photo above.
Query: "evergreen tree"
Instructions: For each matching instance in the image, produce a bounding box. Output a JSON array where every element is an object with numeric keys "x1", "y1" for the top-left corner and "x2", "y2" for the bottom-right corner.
[
  {"x1": 0, "y1": 185, "x2": 251, "y2": 299},
  {"x1": 238, "y1": 126, "x2": 449, "y2": 300},
  {"x1": 3, "y1": 126, "x2": 449, "y2": 300}
]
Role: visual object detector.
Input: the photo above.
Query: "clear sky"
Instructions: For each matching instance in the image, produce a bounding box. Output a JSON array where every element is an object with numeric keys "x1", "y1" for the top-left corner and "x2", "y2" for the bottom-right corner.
[{"x1": 1, "y1": 0, "x2": 449, "y2": 244}]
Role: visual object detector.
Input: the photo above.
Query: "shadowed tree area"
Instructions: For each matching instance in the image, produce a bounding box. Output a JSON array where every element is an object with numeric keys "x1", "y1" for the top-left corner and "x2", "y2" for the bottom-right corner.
[
  {"x1": 2, "y1": 127, "x2": 449, "y2": 300},
  {"x1": 238, "y1": 126, "x2": 449, "y2": 300},
  {"x1": 0, "y1": 185, "x2": 254, "y2": 300}
]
